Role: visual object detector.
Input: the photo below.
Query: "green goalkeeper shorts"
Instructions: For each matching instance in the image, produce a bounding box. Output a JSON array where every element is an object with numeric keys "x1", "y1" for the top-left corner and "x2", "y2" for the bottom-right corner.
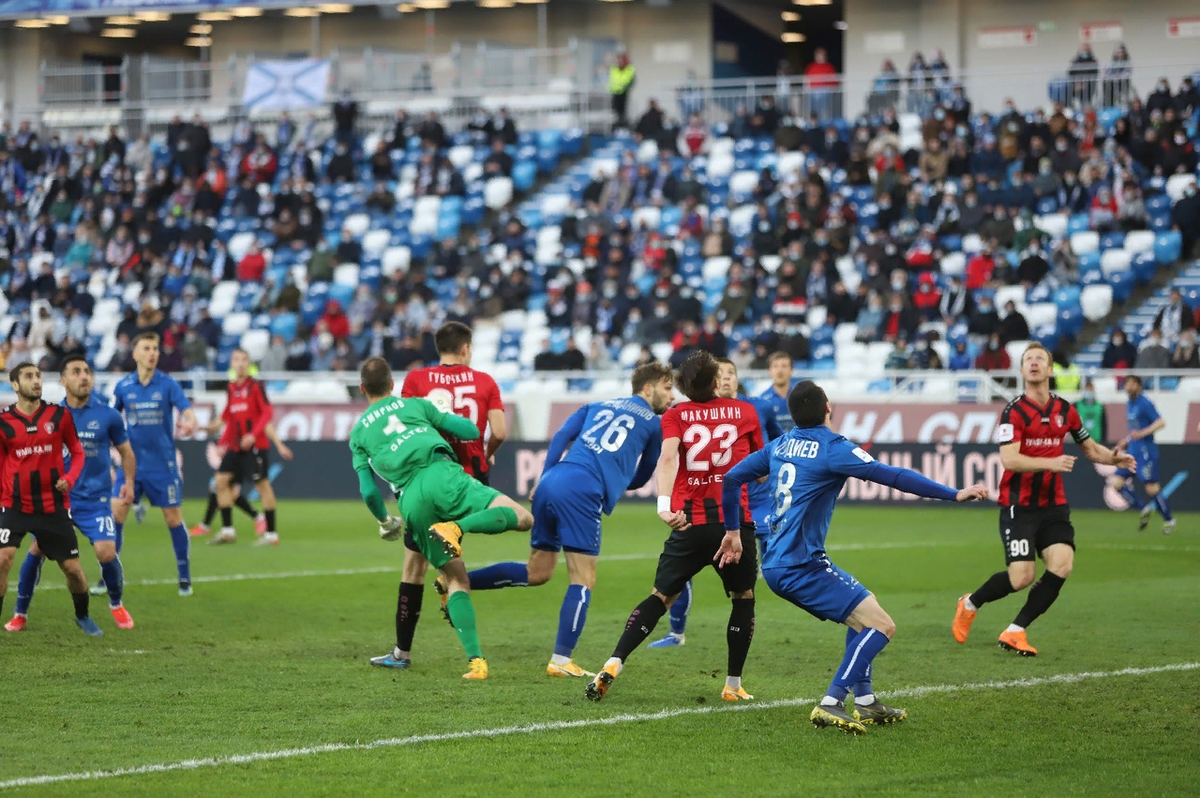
[{"x1": 399, "y1": 458, "x2": 501, "y2": 569}]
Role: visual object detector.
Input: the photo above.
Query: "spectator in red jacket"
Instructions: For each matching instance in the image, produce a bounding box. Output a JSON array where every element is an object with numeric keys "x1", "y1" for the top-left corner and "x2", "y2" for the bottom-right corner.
[
  {"x1": 965, "y1": 247, "x2": 996, "y2": 289},
  {"x1": 320, "y1": 299, "x2": 351, "y2": 340},
  {"x1": 974, "y1": 333, "x2": 1011, "y2": 370},
  {"x1": 911, "y1": 272, "x2": 942, "y2": 320},
  {"x1": 240, "y1": 141, "x2": 278, "y2": 185},
  {"x1": 804, "y1": 47, "x2": 840, "y2": 119},
  {"x1": 236, "y1": 241, "x2": 266, "y2": 283}
]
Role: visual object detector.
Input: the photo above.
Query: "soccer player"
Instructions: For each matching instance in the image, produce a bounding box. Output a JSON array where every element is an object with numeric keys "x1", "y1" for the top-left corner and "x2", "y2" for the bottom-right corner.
[
  {"x1": 189, "y1": 429, "x2": 290, "y2": 539},
  {"x1": 585, "y1": 351, "x2": 763, "y2": 703},
  {"x1": 757, "y1": 351, "x2": 798, "y2": 435},
  {"x1": 110, "y1": 332, "x2": 199, "y2": 596},
  {"x1": 652, "y1": 357, "x2": 782, "y2": 649},
  {"x1": 0, "y1": 363, "x2": 101, "y2": 636},
  {"x1": 1110, "y1": 375, "x2": 1174, "y2": 534},
  {"x1": 379, "y1": 322, "x2": 508, "y2": 668},
  {"x1": 6, "y1": 355, "x2": 138, "y2": 632},
  {"x1": 351, "y1": 357, "x2": 532, "y2": 680},
  {"x1": 208, "y1": 349, "x2": 289, "y2": 546},
  {"x1": 953, "y1": 343, "x2": 1135, "y2": 656},
  {"x1": 463, "y1": 361, "x2": 673, "y2": 676},
  {"x1": 719, "y1": 380, "x2": 989, "y2": 734}
]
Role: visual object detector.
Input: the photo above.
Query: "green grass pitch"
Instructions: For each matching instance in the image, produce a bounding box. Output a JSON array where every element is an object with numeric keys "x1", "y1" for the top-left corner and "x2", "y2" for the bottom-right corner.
[{"x1": 1, "y1": 501, "x2": 1198, "y2": 796}]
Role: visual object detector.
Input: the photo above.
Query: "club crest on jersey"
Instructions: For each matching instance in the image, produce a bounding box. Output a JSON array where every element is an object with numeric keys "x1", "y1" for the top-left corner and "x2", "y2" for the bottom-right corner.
[
  {"x1": 151, "y1": 392, "x2": 163, "y2": 401},
  {"x1": 88, "y1": 420, "x2": 100, "y2": 430},
  {"x1": 1053, "y1": 415, "x2": 1063, "y2": 427},
  {"x1": 43, "y1": 422, "x2": 55, "y2": 434}
]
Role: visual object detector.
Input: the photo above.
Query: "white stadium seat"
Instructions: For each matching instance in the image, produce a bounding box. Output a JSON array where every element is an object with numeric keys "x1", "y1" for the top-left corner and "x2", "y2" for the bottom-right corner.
[
  {"x1": 541, "y1": 193, "x2": 572, "y2": 217},
  {"x1": 333, "y1": 264, "x2": 360, "y2": 286},
  {"x1": 222, "y1": 312, "x2": 252, "y2": 336},
  {"x1": 228, "y1": 231, "x2": 256, "y2": 261},
  {"x1": 1100, "y1": 249, "x2": 1132, "y2": 277},
  {"x1": 702, "y1": 256, "x2": 732, "y2": 281},
  {"x1": 342, "y1": 213, "x2": 370, "y2": 238},
  {"x1": 240, "y1": 329, "x2": 270, "y2": 362},
  {"x1": 1123, "y1": 230, "x2": 1155, "y2": 254},
  {"x1": 1166, "y1": 173, "x2": 1197, "y2": 203},
  {"x1": 485, "y1": 177, "x2": 514, "y2": 209},
  {"x1": 1024, "y1": 303, "x2": 1058, "y2": 329},
  {"x1": 728, "y1": 170, "x2": 759, "y2": 196},
  {"x1": 1080, "y1": 284, "x2": 1114, "y2": 321},
  {"x1": 447, "y1": 145, "x2": 475, "y2": 170},
  {"x1": 1005, "y1": 339, "x2": 1031, "y2": 366},
  {"x1": 961, "y1": 233, "x2": 983, "y2": 254},
  {"x1": 940, "y1": 252, "x2": 966, "y2": 277},
  {"x1": 87, "y1": 299, "x2": 122, "y2": 336},
  {"x1": 362, "y1": 230, "x2": 391, "y2": 258},
  {"x1": 1070, "y1": 231, "x2": 1099, "y2": 255},
  {"x1": 1035, "y1": 213, "x2": 1068, "y2": 240}
]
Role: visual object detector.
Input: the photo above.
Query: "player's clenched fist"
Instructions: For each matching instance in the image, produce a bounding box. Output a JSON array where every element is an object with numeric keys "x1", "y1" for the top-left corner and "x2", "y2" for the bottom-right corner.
[
  {"x1": 955, "y1": 484, "x2": 989, "y2": 503},
  {"x1": 1049, "y1": 455, "x2": 1077, "y2": 473},
  {"x1": 658, "y1": 510, "x2": 690, "y2": 530},
  {"x1": 378, "y1": 515, "x2": 405, "y2": 541}
]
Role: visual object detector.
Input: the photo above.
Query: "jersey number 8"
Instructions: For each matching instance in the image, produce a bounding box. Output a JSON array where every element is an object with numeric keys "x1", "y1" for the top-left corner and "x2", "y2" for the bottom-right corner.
[
  {"x1": 774, "y1": 463, "x2": 796, "y2": 515},
  {"x1": 682, "y1": 424, "x2": 737, "y2": 472},
  {"x1": 581, "y1": 409, "x2": 636, "y2": 452}
]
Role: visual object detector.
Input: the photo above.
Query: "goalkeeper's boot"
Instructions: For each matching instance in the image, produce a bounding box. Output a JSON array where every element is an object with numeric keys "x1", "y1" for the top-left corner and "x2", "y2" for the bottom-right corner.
[
  {"x1": 1139, "y1": 506, "x2": 1153, "y2": 531},
  {"x1": 998, "y1": 628, "x2": 1037, "y2": 656},
  {"x1": 370, "y1": 648, "x2": 411, "y2": 669},
  {"x1": 463, "y1": 657, "x2": 488, "y2": 680},
  {"x1": 853, "y1": 699, "x2": 907, "y2": 725},
  {"x1": 810, "y1": 701, "x2": 866, "y2": 734},
  {"x1": 546, "y1": 659, "x2": 589, "y2": 678},
  {"x1": 429, "y1": 522, "x2": 464, "y2": 559},
  {"x1": 585, "y1": 661, "x2": 621, "y2": 701},
  {"x1": 952, "y1": 594, "x2": 976, "y2": 644},
  {"x1": 433, "y1": 575, "x2": 454, "y2": 627},
  {"x1": 721, "y1": 685, "x2": 754, "y2": 701}
]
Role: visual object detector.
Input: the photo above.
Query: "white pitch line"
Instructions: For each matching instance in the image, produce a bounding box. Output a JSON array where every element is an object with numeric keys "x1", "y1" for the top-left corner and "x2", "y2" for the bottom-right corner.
[{"x1": 1, "y1": 661, "x2": 1195, "y2": 790}]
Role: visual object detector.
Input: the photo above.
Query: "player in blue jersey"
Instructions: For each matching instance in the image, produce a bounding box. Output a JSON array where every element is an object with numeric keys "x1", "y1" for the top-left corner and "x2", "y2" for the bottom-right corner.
[
  {"x1": 4, "y1": 355, "x2": 139, "y2": 633},
  {"x1": 757, "y1": 351, "x2": 798, "y2": 436},
  {"x1": 651, "y1": 357, "x2": 782, "y2": 649},
  {"x1": 1110, "y1": 375, "x2": 1175, "y2": 534},
  {"x1": 461, "y1": 362, "x2": 674, "y2": 677},
  {"x1": 110, "y1": 332, "x2": 199, "y2": 596},
  {"x1": 720, "y1": 380, "x2": 988, "y2": 734}
]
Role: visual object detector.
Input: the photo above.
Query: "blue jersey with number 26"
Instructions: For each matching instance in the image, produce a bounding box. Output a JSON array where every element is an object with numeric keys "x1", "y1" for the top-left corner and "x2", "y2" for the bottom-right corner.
[{"x1": 545, "y1": 397, "x2": 663, "y2": 515}]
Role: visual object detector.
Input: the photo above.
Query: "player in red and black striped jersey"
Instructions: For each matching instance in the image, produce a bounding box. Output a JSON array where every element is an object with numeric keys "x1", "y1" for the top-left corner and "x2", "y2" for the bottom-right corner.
[
  {"x1": 952, "y1": 343, "x2": 1134, "y2": 656},
  {"x1": 0, "y1": 362, "x2": 105, "y2": 636},
  {"x1": 585, "y1": 351, "x2": 761, "y2": 703}
]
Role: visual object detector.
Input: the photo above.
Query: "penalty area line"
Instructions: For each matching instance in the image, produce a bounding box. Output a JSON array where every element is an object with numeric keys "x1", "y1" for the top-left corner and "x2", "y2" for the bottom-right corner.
[{"x1": 1, "y1": 661, "x2": 1196, "y2": 790}]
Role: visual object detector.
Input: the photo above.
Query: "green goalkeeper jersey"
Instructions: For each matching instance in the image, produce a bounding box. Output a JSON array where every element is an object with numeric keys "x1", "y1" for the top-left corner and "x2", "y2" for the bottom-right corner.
[{"x1": 349, "y1": 395, "x2": 480, "y2": 496}]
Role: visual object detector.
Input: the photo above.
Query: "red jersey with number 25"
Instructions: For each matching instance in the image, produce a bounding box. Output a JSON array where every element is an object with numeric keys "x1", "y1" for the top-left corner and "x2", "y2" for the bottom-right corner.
[
  {"x1": 661, "y1": 398, "x2": 764, "y2": 526},
  {"x1": 401, "y1": 365, "x2": 502, "y2": 478},
  {"x1": 996, "y1": 393, "x2": 1089, "y2": 508}
]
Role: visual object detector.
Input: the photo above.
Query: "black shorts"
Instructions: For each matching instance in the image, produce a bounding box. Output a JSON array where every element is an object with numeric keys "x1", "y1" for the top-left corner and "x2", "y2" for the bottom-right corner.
[
  {"x1": 653, "y1": 522, "x2": 758, "y2": 598},
  {"x1": 999, "y1": 505, "x2": 1075, "y2": 564},
  {"x1": 0, "y1": 507, "x2": 81, "y2": 562},
  {"x1": 219, "y1": 448, "x2": 270, "y2": 485}
]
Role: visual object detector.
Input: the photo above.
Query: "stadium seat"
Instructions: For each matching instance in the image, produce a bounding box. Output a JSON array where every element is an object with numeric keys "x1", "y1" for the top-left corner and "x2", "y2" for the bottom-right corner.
[
  {"x1": 240, "y1": 329, "x2": 270, "y2": 362},
  {"x1": 1070, "y1": 231, "x2": 1099, "y2": 255},
  {"x1": 1123, "y1": 230, "x2": 1155, "y2": 254},
  {"x1": 343, "y1": 213, "x2": 370, "y2": 237},
  {"x1": 961, "y1": 233, "x2": 983, "y2": 254},
  {"x1": 362, "y1": 230, "x2": 391, "y2": 259},
  {"x1": 940, "y1": 252, "x2": 966, "y2": 277},
  {"x1": 1100, "y1": 249, "x2": 1132, "y2": 278},
  {"x1": 1035, "y1": 213, "x2": 1068, "y2": 240},
  {"x1": 228, "y1": 231, "x2": 256, "y2": 262},
  {"x1": 485, "y1": 177, "x2": 514, "y2": 209},
  {"x1": 222, "y1": 312, "x2": 252, "y2": 336},
  {"x1": 1154, "y1": 231, "x2": 1182, "y2": 264},
  {"x1": 1108, "y1": 270, "x2": 1134, "y2": 301},
  {"x1": 333, "y1": 263, "x2": 359, "y2": 286}
]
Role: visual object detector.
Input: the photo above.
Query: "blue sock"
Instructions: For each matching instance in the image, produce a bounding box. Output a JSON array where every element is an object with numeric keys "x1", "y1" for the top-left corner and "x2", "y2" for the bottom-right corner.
[
  {"x1": 101, "y1": 558, "x2": 124, "y2": 607},
  {"x1": 669, "y1": 579, "x2": 692, "y2": 635},
  {"x1": 826, "y1": 627, "x2": 890, "y2": 702},
  {"x1": 1118, "y1": 484, "x2": 1145, "y2": 510},
  {"x1": 467, "y1": 561, "x2": 529, "y2": 590},
  {"x1": 1154, "y1": 494, "x2": 1173, "y2": 521},
  {"x1": 846, "y1": 627, "x2": 873, "y2": 697},
  {"x1": 553, "y1": 584, "x2": 591, "y2": 658},
  {"x1": 168, "y1": 524, "x2": 191, "y2": 582},
  {"x1": 14, "y1": 553, "x2": 43, "y2": 616}
]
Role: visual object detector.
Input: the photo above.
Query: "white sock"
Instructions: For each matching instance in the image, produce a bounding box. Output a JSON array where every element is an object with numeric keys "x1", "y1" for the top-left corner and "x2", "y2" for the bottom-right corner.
[
  {"x1": 256, "y1": 513, "x2": 266, "y2": 521},
  {"x1": 854, "y1": 693, "x2": 875, "y2": 706},
  {"x1": 725, "y1": 676, "x2": 741, "y2": 690},
  {"x1": 963, "y1": 596, "x2": 978, "y2": 612},
  {"x1": 393, "y1": 646, "x2": 404, "y2": 659},
  {"x1": 1005, "y1": 623, "x2": 1024, "y2": 633},
  {"x1": 604, "y1": 656, "x2": 623, "y2": 675},
  {"x1": 820, "y1": 695, "x2": 840, "y2": 707},
  {"x1": 550, "y1": 653, "x2": 571, "y2": 665},
  {"x1": 221, "y1": 526, "x2": 235, "y2": 537}
]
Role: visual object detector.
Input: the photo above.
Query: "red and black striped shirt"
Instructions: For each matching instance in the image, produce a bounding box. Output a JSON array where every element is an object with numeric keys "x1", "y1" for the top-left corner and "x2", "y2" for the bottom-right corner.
[
  {"x1": 0, "y1": 401, "x2": 86, "y2": 515},
  {"x1": 996, "y1": 393, "x2": 1089, "y2": 507},
  {"x1": 219, "y1": 378, "x2": 273, "y2": 452}
]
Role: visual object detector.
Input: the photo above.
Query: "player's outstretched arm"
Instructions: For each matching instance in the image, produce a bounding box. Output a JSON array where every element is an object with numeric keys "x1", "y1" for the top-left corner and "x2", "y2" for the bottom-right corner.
[
  {"x1": 265, "y1": 423, "x2": 293, "y2": 461},
  {"x1": 1080, "y1": 437, "x2": 1136, "y2": 470},
  {"x1": 829, "y1": 442, "x2": 986, "y2": 502},
  {"x1": 999, "y1": 441, "x2": 1076, "y2": 473},
  {"x1": 543, "y1": 406, "x2": 587, "y2": 474},
  {"x1": 425, "y1": 400, "x2": 481, "y2": 441}
]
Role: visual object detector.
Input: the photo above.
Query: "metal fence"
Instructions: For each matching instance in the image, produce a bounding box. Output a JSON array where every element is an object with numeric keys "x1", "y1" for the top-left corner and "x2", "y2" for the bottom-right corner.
[{"x1": 38, "y1": 59, "x2": 126, "y2": 106}]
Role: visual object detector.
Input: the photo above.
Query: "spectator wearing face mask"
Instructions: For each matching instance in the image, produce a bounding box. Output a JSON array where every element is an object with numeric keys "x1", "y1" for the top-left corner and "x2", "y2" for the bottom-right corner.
[
  {"x1": 1173, "y1": 331, "x2": 1200, "y2": 369},
  {"x1": 1171, "y1": 181, "x2": 1200, "y2": 258},
  {"x1": 997, "y1": 300, "x2": 1030, "y2": 344},
  {"x1": 1136, "y1": 329, "x2": 1172, "y2": 370},
  {"x1": 947, "y1": 340, "x2": 972, "y2": 371},
  {"x1": 1101, "y1": 327, "x2": 1137, "y2": 369},
  {"x1": 1057, "y1": 170, "x2": 1088, "y2": 213},
  {"x1": 1146, "y1": 77, "x2": 1174, "y2": 116},
  {"x1": 1089, "y1": 186, "x2": 1119, "y2": 232},
  {"x1": 974, "y1": 333, "x2": 1011, "y2": 371}
]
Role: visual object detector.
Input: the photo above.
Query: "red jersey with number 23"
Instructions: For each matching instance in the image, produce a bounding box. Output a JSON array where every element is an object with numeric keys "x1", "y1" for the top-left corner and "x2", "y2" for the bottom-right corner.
[
  {"x1": 401, "y1": 365, "x2": 502, "y2": 478},
  {"x1": 996, "y1": 393, "x2": 1089, "y2": 507},
  {"x1": 661, "y1": 398, "x2": 764, "y2": 526}
]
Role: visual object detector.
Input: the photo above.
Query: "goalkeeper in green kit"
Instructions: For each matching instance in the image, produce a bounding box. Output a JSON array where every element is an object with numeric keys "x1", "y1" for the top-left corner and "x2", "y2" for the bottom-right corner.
[{"x1": 350, "y1": 357, "x2": 533, "y2": 680}]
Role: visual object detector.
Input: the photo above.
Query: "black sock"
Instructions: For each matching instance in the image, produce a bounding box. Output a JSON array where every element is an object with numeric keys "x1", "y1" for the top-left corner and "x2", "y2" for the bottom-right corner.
[
  {"x1": 612, "y1": 596, "x2": 668, "y2": 662},
  {"x1": 1013, "y1": 572, "x2": 1066, "y2": 628},
  {"x1": 203, "y1": 492, "x2": 219, "y2": 525},
  {"x1": 71, "y1": 590, "x2": 89, "y2": 620},
  {"x1": 235, "y1": 495, "x2": 258, "y2": 519},
  {"x1": 264, "y1": 509, "x2": 276, "y2": 533},
  {"x1": 970, "y1": 571, "x2": 1016, "y2": 609},
  {"x1": 726, "y1": 598, "x2": 755, "y2": 678},
  {"x1": 220, "y1": 506, "x2": 233, "y2": 528},
  {"x1": 396, "y1": 582, "x2": 423, "y2": 652},
  {"x1": 0, "y1": 595, "x2": 5, "y2": 618}
]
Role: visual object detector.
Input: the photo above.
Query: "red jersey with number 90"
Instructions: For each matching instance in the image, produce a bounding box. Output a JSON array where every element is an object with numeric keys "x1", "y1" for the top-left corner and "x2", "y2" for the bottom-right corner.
[
  {"x1": 401, "y1": 364, "x2": 503, "y2": 478},
  {"x1": 661, "y1": 398, "x2": 764, "y2": 526}
]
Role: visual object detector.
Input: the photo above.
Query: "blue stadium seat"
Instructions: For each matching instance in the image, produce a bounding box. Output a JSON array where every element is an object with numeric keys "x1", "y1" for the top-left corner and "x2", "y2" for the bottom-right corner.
[
  {"x1": 1057, "y1": 307, "x2": 1083, "y2": 337},
  {"x1": 1131, "y1": 252, "x2": 1158, "y2": 284},
  {"x1": 1099, "y1": 231, "x2": 1125, "y2": 251},
  {"x1": 1078, "y1": 251, "x2": 1101, "y2": 277},
  {"x1": 1155, "y1": 231, "x2": 1182, "y2": 264},
  {"x1": 1108, "y1": 270, "x2": 1134, "y2": 301}
]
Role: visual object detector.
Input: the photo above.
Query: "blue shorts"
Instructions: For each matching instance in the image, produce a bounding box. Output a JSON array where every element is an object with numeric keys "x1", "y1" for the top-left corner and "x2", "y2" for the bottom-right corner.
[
  {"x1": 764, "y1": 557, "x2": 871, "y2": 624},
  {"x1": 529, "y1": 464, "x2": 604, "y2": 556},
  {"x1": 72, "y1": 498, "x2": 117, "y2": 544},
  {"x1": 114, "y1": 469, "x2": 183, "y2": 508},
  {"x1": 749, "y1": 499, "x2": 771, "y2": 537},
  {"x1": 1116, "y1": 449, "x2": 1160, "y2": 485}
]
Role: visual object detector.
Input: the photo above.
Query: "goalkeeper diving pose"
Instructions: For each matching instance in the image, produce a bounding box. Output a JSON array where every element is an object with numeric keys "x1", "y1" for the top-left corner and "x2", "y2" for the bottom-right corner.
[{"x1": 349, "y1": 357, "x2": 532, "y2": 680}]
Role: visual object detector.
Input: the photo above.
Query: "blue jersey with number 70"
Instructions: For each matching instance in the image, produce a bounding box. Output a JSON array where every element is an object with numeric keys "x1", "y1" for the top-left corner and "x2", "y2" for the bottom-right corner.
[{"x1": 543, "y1": 397, "x2": 663, "y2": 515}]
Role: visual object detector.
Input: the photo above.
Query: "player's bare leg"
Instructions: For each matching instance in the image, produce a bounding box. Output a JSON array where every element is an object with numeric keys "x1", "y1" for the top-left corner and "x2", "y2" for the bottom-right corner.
[
  {"x1": 438, "y1": 558, "x2": 488, "y2": 679},
  {"x1": 547, "y1": 552, "x2": 596, "y2": 678},
  {"x1": 252, "y1": 479, "x2": 279, "y2": 546},
  {"x1": 0, "y1": 546, "x2": 16, "y2": 624},
  {"x1": 828, "y1": 595, "x2": 904, "y2": 726},
  {"x1": 372, "y1": 548, "x2": 428, "y2": 669},
  {"x1": 211, "y1": 472, "x2": 239, "y2": 545}
]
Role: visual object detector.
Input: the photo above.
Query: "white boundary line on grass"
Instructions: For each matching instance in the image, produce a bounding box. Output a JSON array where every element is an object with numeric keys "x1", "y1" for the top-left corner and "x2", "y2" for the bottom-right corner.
[{"x1": 1, "y1": 661, "x2": 1196, "y2": 790}]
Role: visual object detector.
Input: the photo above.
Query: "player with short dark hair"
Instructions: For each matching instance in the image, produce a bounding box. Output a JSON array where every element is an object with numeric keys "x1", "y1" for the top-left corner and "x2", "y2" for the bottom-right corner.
[
  {"x1": 721, "y1": 379, "x2": 988, "y2": 733},
  {"x1": 953, "y1": 343, "x2": 1134, "y2": 656},
  {"x1": 1110, "y1": 375, "x2": 1174, "y2": 534},
  {"x1": 585, "y1": 351, "x2": 763, "y2": 703},
  {"x1": 0, "y1": 363, "x2": 102, "y2": 636},
  {"x1": 374, "y1": 322, "x2": 508, "y2": 669},
  {"x1": 351, "y1": 357, "x2": 533, "y2": 679},
  {"x1": 462, "y1": 360, "x2": 673, "y2": 677},
  {"x1": 757, "y1": 351, "x2": 798, "y2": 434},
  {"x1": 5, "y1": 355, "x2": 139, "y2": 632},
  {"x1": 110, "y1": 332, "x2": 199, "y2": 596},
  {"x1": 207, "y1": 349, "x2": 287, "y2": 546}
]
